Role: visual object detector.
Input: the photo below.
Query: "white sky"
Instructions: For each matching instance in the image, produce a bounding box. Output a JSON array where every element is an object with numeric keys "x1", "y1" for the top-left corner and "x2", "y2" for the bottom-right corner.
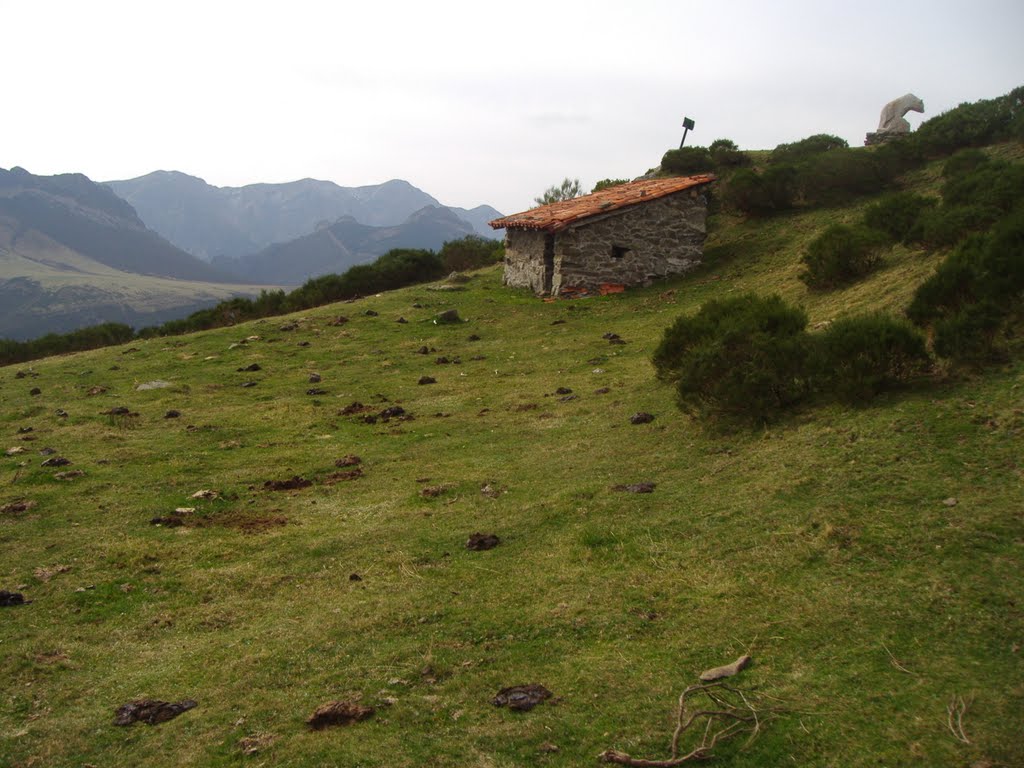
[{"x1": 1, "y1": 0, "x2": 1022, "y2": 215}]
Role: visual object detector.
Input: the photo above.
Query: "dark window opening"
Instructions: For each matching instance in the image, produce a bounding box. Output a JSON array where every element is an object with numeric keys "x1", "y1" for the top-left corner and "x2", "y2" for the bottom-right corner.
[{"x1": 611, "y1": 244, "x2": 631, "y2": 259}]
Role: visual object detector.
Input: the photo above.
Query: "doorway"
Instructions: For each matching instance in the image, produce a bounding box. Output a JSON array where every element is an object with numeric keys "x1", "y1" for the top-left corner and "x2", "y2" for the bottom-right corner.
[{"x1": 542, "y1": 235, "x2": 555, "y2": 294}]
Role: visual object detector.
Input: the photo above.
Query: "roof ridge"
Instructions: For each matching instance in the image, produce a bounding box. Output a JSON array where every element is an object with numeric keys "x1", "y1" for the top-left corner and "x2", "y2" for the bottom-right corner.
[{"x1": 489, "y1": 174, "x2": 715, "y2": 234}]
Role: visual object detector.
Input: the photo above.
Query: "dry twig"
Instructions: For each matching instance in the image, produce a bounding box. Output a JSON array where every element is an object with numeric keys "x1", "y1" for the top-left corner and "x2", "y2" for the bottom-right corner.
[
  {"x1": 946, "y1": 695, "x2": 971, "y2": 744},
  {"x1": 600, "y1": 682, "x2": 775, "y2": 766}
]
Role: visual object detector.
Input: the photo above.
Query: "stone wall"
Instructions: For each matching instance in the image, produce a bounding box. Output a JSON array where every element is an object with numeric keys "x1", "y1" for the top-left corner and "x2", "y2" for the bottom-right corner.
[
  {"x1": 502, "y1": 229, "x2": 548, "y2": 293},
  {"x1": 552, "y1": 190, "x2": 707, "y2": 295}
]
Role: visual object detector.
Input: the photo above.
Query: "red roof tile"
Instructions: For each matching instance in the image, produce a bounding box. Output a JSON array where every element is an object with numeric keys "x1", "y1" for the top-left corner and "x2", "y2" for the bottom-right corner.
[{"x1": 489, "y1": 174, "x2": 716, "y2": 234}]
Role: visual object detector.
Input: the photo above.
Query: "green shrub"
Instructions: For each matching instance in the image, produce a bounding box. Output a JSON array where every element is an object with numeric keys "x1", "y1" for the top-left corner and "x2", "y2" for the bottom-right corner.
[
  {"x1": 913, "y1": 86, "x2": 1024, "y2": 156},
  {"x1": 709, "y1": 138, "x2": 751, "y2": 169},
  {"x1": 942, "y1": 149, "x2": 989, "y2": 179},
  {"x1": 914, "y1": 204, "x2": 999, "y2": 248},
  {"x1": 941, "y1": 160, "x2": 1024, "y2": 212},
  {"x1": 799, "y1": 148, "x2": 889, "y2": 206},
  {"x1": 661, "y1": 147, "x2": 714, "y2": 175},
  {"x1": 800, "y1": 224, "x2": 887, "y2": 290},
  {"x1": 592, "y1": 178, "x2": 629, "y2": 193},
  {"x1": 438, "y1": 236, "x2": 503, "y2": 272},
  {"x1": 770, "y1": 134, "x2": 848, "y2": 164},
  {"x1": 653, "y1": 294, "x2": 812, "y2": 422},
  {"x1": 863, "y1": 192, "x2": 937, "y2": 242},
  {"x1": 909, "y1": 207, "x2": 1024, "y2": 364},
  {"x1": 723, "y1": 165, "x2": 798, "y2": 215},
  {"x1": 814, "y1": 315, "x2": 929, "y2": 403}
]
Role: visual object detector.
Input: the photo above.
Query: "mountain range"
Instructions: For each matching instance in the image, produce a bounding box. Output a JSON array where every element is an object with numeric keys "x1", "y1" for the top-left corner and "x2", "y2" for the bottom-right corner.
[
  {"x1": 2, "y1": 166, "x2": 503, "y2": 339},
  {"x1": 105, "y1": 171, "x2": 501, "y2": 263}
]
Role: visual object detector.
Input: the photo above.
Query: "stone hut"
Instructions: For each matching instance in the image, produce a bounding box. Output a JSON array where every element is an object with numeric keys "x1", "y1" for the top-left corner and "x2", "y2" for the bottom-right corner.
[{"x1": 489, "y1": 174, "x2": 715, "y2": 296}]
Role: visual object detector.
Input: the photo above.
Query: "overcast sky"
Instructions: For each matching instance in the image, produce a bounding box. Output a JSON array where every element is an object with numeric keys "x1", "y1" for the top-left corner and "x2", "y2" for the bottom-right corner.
[{"x1": 2, "y1": 0, "x2": 1022, "y2": 215}]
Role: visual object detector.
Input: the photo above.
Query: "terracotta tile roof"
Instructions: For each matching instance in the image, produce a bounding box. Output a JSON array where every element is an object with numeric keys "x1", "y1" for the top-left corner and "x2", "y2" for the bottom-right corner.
[{"x1": 489, "y1": 174, "x2": 716, "y2": 234}]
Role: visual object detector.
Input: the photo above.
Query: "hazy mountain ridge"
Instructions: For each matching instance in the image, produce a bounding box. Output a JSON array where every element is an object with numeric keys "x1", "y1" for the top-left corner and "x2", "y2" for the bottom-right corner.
[
  {"x1": 106, "y1": 172, "x2": 501, "y2": 263},
  {"x1": 0, "y1": 167, "x2": 271, "y2": 339},
  {"x1": 214, "y1": 205, "x2": 477, "y2": 285}
]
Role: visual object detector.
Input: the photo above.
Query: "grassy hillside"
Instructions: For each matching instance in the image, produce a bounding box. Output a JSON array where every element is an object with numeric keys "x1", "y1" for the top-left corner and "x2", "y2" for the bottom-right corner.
[{"x1": 1, "y1": 150, "x2": 1022, "y2": 767}]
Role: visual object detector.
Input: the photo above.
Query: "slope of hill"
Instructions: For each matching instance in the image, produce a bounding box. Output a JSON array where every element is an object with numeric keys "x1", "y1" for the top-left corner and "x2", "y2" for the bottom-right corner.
[
  {"x1": 1, "y1": 148, "x2": 1021, "y2": 768},
  {"x1": 213, "y1": 205, "x2": 477, "y2": 285},
  {"x1": 106, "y1": 173, "x2": 500, "y2": 263}
]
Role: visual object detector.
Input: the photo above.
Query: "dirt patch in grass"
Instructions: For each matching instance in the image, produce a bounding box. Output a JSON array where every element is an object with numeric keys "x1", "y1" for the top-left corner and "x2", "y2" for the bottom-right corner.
[
  {"x1": 306, "y1": 700, "x2": 374, "y2": 730},
  {"x1": 264, "y1": 476, "x2": 312, "y2": 491},
  {"x1": 324, "y1": 468, "x2": 364, "y2": 484}
]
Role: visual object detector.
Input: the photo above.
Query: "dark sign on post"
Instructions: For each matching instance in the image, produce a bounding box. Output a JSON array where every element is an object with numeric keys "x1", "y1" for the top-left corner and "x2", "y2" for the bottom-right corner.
[{"x1": 679, "y1": 117, "x2": 696, "y2": 149}]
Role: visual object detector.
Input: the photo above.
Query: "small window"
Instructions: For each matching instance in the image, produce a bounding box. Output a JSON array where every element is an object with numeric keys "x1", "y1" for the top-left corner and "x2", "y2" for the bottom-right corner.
[{"x1": 611, "y1": 244, "x2": 631, "y2": 259}]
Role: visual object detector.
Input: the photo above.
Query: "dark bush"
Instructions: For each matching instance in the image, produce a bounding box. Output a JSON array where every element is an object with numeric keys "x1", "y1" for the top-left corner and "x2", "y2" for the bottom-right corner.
[
  {"x1": 439, "y1": 235, "x2": 503, "y2": 272},
  {"x1": 941, "y1": 159, "x2": 1024, "y2": 212},
  {"x1": 661, "y1": 147, "x2": 714, "y2": 175},
  {"x1": 909, "y1": 207, "x2": 1024, "y2": 364},
  {"x1": 723, "y1": 165, "x2": 798, "y2": 215},
  {"x1": 800, "y1": 224, "x2": 887, "y2": 290},
  {"x1": 799, "y1": 148, "x2": 889, "y2": 206},
  {"x1": 770, "y1": 134, "x2": 848, "y2": 164},
  {"x1": 814, "y1": 314, "x2": 929, "y2": 403},
  {"x1": 592, "y1": 178, "x2": 630, "y2": 193},
  {"x1": 709, "y1": 138, "x2": 751, "y2": 169},
  {"x1": 942, "y1": 148, "x2": 989, "y2": 179},
  {"x1": 863, "y1": 192, "x2": 937, "y2": 242},
  {"x1": 913, "y1": 86, "x2": 1024, "y2": 157},
  {"x1": 653, "y1": 294, "x2": 812, "y2": 422}
]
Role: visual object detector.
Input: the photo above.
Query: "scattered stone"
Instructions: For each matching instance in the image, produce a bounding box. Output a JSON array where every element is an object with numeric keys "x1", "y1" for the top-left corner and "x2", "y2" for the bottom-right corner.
[
  {"x1": 39, "y1": 447, "x2": 56, "y2": 455},
  {"x1": 1, "y1": 590, "x2": 26, "y2": 606},
  {"x1": 420, "y1": 484, "x2": 452, "y2": 498},
  {"x1": 150, "y1": 514, "x2": 186, "y2": 527},
  {"x1": 54, "y1": 470, "x2": 85, "y2": 480},
  {"x1": 136, "y1": 380, "x2": 172, "y2": 391},
  {"x1": 559, "y1": 394, "x2": 578, "y2": 402},
  {"x1": 418, "y1": 376, "x2": 436, "y2": 385},
  {"x1": 191, "y1": 489, "x2": 219, "y2": 500},
  {"x1": 555, "y1": 387, "x2": 573, "y2": 395},
  {"x1": 699, "y1": 655, "x2": 753, "y2": 682},
  {"x1": 17, "y1": 426, "x2": 33, "y2": 434},
  {"x1": 5, "y1": 447, "x2": 25, "y2": 456},
  {"x1": 33, "y1": 564, "x2": 71, "y2": 582},
  {"x1": 539, "y1": 743, "x2": 560, "y2": 754},
  {"x1": 340, "y1": 401, "x2": 372, "y2": 416},
  {"x1": 297, "y1": 341, "x2": 310, "y2": 347},
  {"x1": 412, "y1": 302, "x2": 423, "y2": 309},
  {"x1": 263, "y1": 476, "x2": 312, "y2": 491},
  {"x1": 55, "y1": 409, "x2": 68, "y2": 418},
  {"x1": 41, "y1": 457, "x2": 71, "y2": 467},
  {"x1": 29, "y1": 387, "x2": 41, "y2": 396},
  {"x1": 1, "y1": 499, "x2": 35, "y2": 515},
  {"x1": 434, "y1": 309, "x2": 461, "y2": 324},
  {"x1": 594, "y1": 387, "x2": 611, "y2": 395},
  {"x1": 514, "y1": 403, "x2": 538, "y2": 412},
  {"x1": 308, "y1": 373, "x2": 322, "y2": 383},
  {"x1": 416, "y1": 346, "x2": 431, "y2": 355},
  {"x1": 306, "y1": 388, "x2": 328, "y2": 396},
  {"x1": 943, "y1": 497, "x2": 959, "y2": 507},
  {"x1": 379, "y1": 406, "x2": 406, "y2": 420},
  {"x1": 467, "y1": 532, "x2": 500, "y2": 551},
  {"x1": 306, "y1": 700, "x2": 374, "y2": 730},
  {"x1": 335, "y1": 455, "x2": 362, "y2": 467},
  {"x1": 551, "y1": 319, "x2": 566, "y2": 325},
  {"x1": 630, "y1": 412, "x2": 655, "y2": 424},
  {"x1": 238, "y1": 733, "x2": 276, "y2": 755},
  {"x1": 241, "y1": 381, "x2": 258, "y2": 388},
  {"x1": 164, "y1": 410, "x2": 181, "y2": 419},
  {"x1": 396, "y1": 317, "x2": 408, "y2": 324},
  {"x1": 325, "y1": 468, "x2": 364, "y2": 484},
  {"x1": 364, "y1": 310, "x2": 379, "y2": 317},
  {"x1": 19, "y1": 434, "x2": 37, "y2": 442},
  {"x1": 279, "y1": 322, "x2": 299, "y2": 331},
  {"x1": 15, "y1": 370, "x2": 27, "y2": 378},
  {"x1": 480, "y1": 483, "x2": 501, "y2": 498},
  {"x1": 114, "y1": 699, "x2": 198, "y2": 726},
  {"x1": 103, "y1": 406, "x2": 132, "y2": 416},
  {"x1": 468, "y1": 334, "x2": 481, "y2": 341},
  {"x1": 492, "y1": 684, "x2": 552, "y2": 711},
  {"x1": 327, "y1": 316, "x2": 349, "y2": 326},
  {"x1": 237, "y1": 364, "x2": 261, "y2": 372},
  {"x1": 87, "y1": 385, "x2": 108, "y2": 396},
  {"x1": 349, "y1": 573, "x2": 362, "y2": 581},
  {"x1": 602, "y1": 332, "x2": 620, "y2": 340},
  {"x1": 612, "y1": 482, "x2": 657, "y2": 494}
]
